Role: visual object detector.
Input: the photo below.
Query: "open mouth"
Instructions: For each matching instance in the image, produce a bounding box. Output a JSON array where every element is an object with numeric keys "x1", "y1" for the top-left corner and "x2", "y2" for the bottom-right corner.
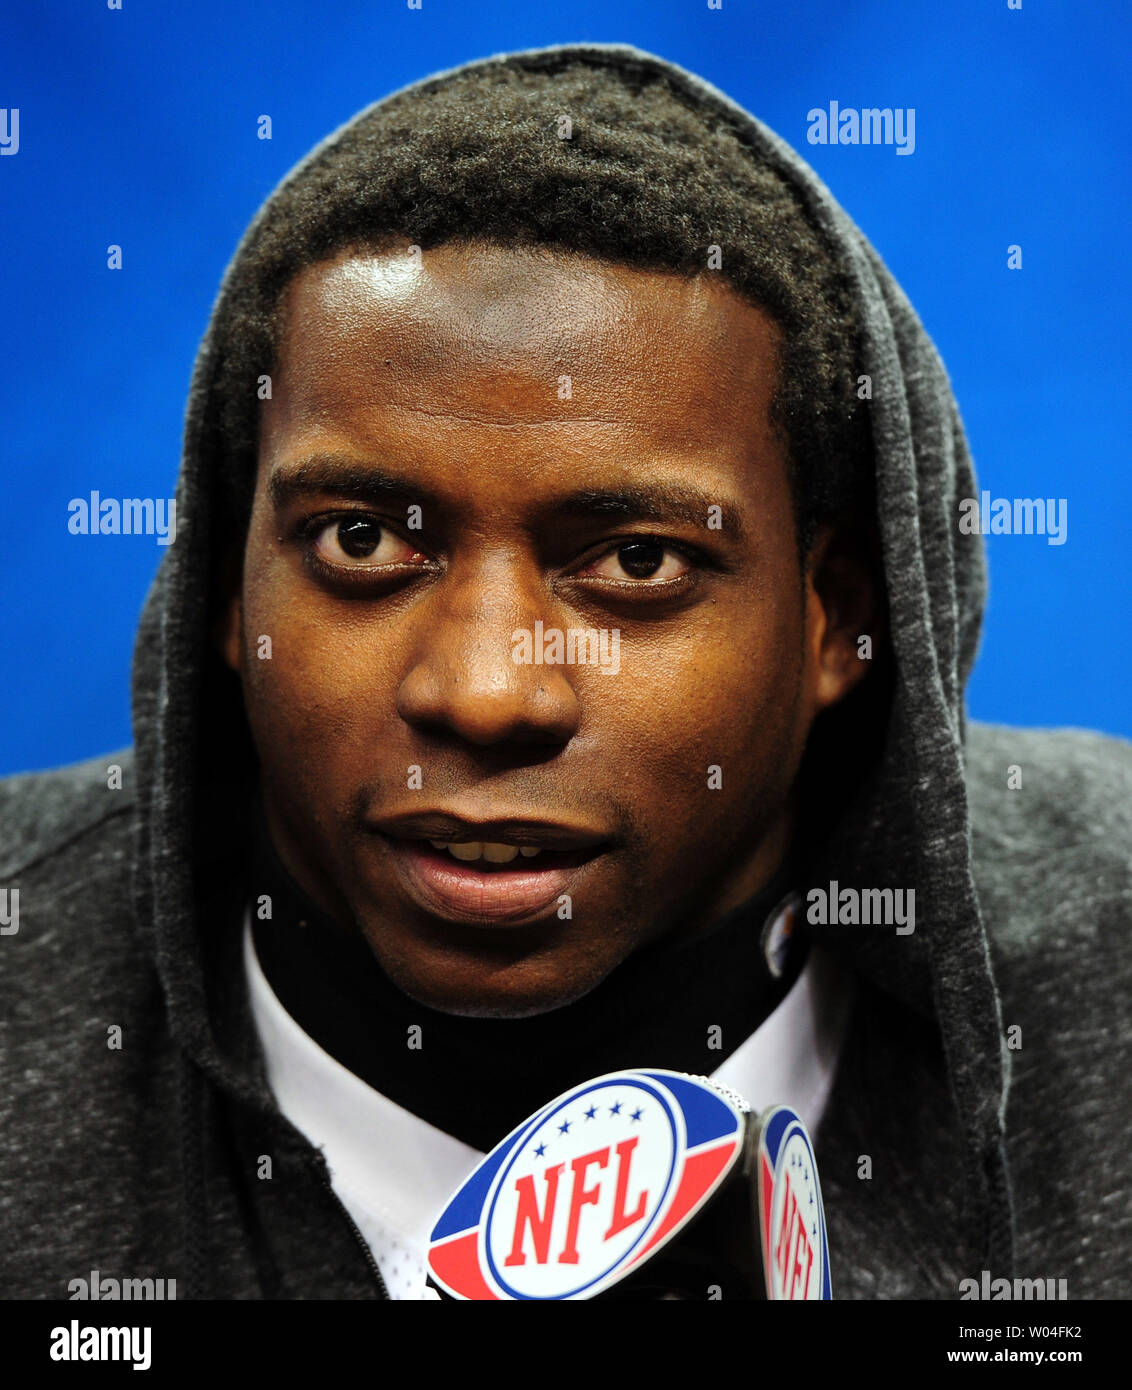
[
  {"x1": 416, "y1": 839, "x2": 591, "y2": 870},
  {"x1": 374, "y1": 824, "x2": 607, "y2": 926}
]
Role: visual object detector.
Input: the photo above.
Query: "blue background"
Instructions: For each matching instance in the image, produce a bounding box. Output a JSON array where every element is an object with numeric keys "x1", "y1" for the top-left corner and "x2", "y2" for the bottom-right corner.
[{"x1": 1, "y1": 0, "x2": 1128, "y2": 775}]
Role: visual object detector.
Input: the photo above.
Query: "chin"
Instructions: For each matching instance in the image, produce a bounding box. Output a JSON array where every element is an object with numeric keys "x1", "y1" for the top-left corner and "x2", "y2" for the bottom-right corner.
[{"x1": 378, "y1": 945, "x2": 606, "y2": 1021}]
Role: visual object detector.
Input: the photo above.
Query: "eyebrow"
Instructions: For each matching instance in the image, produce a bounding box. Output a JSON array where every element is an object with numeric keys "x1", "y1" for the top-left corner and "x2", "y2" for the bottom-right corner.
[
  {"x1": 268, "y1": 455, "x2": 442, "y2": 512},
  {"x1": 555, "y1": 486, "x2": 748, "y2": 543},
  {"x1": 268, "y1": 454, "x2": 747, "y2": 542}
]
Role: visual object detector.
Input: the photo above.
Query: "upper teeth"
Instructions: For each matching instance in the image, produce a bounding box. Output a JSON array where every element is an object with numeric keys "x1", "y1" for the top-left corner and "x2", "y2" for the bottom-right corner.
[{"x1": 429, "y1": 840, "x2": 543, "y2": 863}]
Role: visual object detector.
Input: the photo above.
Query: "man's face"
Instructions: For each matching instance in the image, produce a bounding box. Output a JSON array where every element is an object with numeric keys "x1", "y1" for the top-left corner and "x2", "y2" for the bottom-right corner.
[{"x1": 222, "y1": 241, "x2": 867, "y2": 1017}]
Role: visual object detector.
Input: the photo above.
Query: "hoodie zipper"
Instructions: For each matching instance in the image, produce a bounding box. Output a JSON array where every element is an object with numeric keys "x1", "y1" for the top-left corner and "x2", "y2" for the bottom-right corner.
[{"x1": 313, "y1": 1158, "x2": 391, "y2": 1300}]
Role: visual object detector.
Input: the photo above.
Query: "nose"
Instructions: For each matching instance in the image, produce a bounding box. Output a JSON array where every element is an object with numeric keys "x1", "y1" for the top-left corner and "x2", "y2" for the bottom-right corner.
[{"x1": 395, "y1": 559, "x2": 581, "y2": 748}]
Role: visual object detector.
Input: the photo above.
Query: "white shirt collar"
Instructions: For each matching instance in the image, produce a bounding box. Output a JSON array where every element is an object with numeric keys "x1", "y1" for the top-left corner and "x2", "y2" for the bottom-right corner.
[{"x1": 243, "y1": 912, "x2": 853, "y2": 1298}]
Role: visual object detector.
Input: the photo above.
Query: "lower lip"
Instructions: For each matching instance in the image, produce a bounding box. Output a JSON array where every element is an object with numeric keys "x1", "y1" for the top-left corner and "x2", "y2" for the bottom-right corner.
[{"x1": 383, "y1": 839, "x2": 597, "y2": 926}]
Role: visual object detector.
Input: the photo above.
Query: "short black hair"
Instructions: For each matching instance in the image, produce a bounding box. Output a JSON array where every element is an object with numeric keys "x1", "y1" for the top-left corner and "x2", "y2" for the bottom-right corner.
[{"x1": 210, "y1": 50, "x2": 873, "y2": 558}]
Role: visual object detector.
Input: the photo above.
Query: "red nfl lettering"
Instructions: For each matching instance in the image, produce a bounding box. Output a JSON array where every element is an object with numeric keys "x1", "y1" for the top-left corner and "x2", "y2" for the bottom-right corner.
[
  {"x1": 603, "y1": 1137, "x2": 648, "y2": 1240},
  {"x1": 772, "y1": 1168, "x2": 814, "y2": 1297},
  {"x1": 504, "y1": 1163, "x2": 564, "y2": 1266},
  {"x1": 789, "y1": 1219, "x2": 814, "y2": 1298},
  {"x1": 503, "y1": 1138, "x2": 654, "y2": 1269},
  {"x1": 558, "y1": 1147, "x2": 610, "y2": 1264},
  {"x1": 775, "y1": 1170, "x2": 797, "y2": 1281}
]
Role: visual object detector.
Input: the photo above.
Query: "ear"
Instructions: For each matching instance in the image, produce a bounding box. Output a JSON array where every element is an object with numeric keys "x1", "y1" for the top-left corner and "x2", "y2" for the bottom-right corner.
[
  {"x1": 213, "y1": 545, "x2": 244, "y2": 674},
  {"x1": 803, "y1": 521, "x2": 883, "y2": 715}
]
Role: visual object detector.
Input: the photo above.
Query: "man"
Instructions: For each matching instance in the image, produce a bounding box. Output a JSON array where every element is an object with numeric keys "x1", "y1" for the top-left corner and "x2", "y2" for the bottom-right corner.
[{"x1": 2, "y1": 45, "x2": 1128, "y2": 1300}]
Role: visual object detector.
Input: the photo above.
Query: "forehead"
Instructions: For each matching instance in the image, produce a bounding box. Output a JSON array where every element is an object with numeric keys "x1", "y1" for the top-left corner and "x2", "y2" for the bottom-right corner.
[{"x1": 268, "y1": 242, "x2": 783, "y2": 450}]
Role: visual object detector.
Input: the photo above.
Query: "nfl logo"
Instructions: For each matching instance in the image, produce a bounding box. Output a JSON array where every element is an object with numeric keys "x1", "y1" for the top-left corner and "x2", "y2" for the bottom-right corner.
[
  {"x1": 427, "y1": 1070, "x2": 747, "y2": 1300},
  {"x1": 757, "y1": 1106, "x2": 832, "y2": 1299}
]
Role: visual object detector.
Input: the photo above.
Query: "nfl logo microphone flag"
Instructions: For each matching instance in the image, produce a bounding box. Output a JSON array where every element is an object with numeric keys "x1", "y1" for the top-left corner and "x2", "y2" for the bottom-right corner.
[{"x1": 427, "y1": 1069, "x2": 831, "y2": 1300}]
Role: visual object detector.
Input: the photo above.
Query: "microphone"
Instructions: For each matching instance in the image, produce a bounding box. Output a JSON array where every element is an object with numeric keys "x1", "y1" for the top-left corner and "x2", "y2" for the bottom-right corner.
[{"x1": 426, "y1": 1069, "x2": 831, "y2": 1300}]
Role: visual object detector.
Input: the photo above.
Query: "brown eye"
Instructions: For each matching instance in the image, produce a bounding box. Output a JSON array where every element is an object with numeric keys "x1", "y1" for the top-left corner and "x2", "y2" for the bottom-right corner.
[
  {"x1": 309, "y1": 516, "x2": 421, "y2": 568},
  {"x1": 336, "y1": 517, "x2": 383, "y2": 559},
  {"x1": 581, "y1": 539, "x2": 693, "y2": 583},
  {"x1": 616, "y1": 540, "x2": 666, "y2": 578}
]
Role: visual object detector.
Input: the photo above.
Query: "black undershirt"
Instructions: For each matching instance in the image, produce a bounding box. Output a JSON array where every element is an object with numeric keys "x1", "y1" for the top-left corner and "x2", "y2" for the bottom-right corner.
[{"x1": 249, "y1": 809, "x2": 806, "y2": 1152}]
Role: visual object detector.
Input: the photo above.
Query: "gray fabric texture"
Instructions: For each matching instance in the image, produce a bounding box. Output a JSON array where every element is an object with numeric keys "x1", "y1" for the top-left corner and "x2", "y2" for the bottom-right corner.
[{"x1": 1, "y1": 44, "x2": 1129, "y2": 1300}]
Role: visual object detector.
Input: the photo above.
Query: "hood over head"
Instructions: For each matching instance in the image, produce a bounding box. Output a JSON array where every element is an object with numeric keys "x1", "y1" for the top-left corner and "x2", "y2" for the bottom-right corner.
[{"x1": 131, "y1": 44, "x2": 1013, "y2": 1285}]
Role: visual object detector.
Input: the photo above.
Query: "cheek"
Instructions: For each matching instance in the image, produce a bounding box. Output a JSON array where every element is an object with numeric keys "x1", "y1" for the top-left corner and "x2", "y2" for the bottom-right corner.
[
  {"x1": 597, "y1": 593, "x2": 807, "y2": 813},
  {"x1": 237, "y1": 557, "x2": 404, "y2": 791}
]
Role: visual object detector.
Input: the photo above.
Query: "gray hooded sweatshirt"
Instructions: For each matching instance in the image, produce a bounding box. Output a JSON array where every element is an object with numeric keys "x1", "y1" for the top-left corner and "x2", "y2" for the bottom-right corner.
[{"x1": 1, "y1": 45, "x2": 1129, "y2": 1301}]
